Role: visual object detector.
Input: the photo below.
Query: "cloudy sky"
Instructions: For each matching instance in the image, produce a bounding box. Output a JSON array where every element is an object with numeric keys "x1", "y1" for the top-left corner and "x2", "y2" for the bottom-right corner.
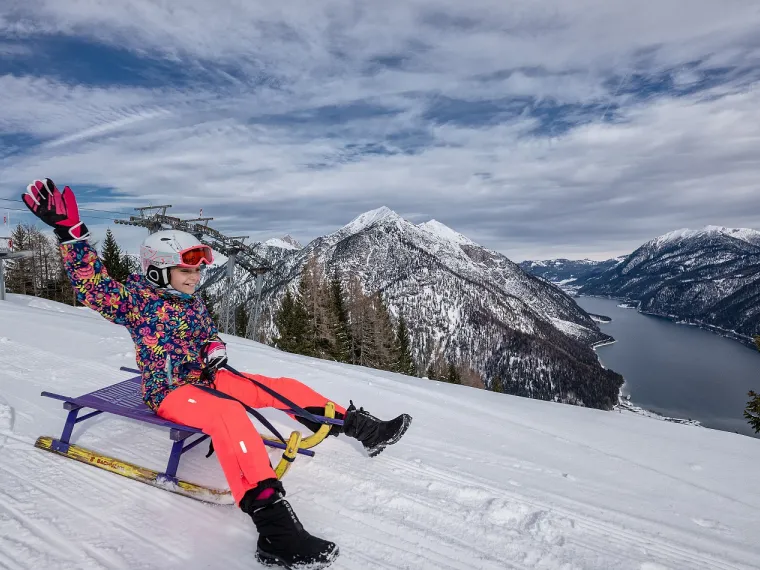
[{"x1": 1, "y1": 1, "x2": 759, "y2": 261}]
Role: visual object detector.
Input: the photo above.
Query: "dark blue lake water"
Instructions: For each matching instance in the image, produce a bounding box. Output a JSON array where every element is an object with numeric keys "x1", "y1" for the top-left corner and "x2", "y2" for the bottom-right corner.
[{"x1": 574, "y1": 296, "x2": 760, "y2": 438}]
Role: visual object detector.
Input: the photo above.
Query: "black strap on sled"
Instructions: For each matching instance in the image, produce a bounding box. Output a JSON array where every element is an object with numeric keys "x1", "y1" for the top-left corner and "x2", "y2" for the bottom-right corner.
[
  {"x1": 222, "y1": 364, "x2": 324, "y2": 426},
  {"x1": 195, "y1": 385, "x2": 288, "y2": 450},
  {"x1": 201, "y1": 364, "x2": 329, "y2": 459}
]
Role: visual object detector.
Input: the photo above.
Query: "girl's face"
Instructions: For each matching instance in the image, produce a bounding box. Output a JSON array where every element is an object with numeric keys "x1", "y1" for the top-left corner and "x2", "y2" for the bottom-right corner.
[{"x1": 169, "y1": 266, "x2": 202, "y2": 295}]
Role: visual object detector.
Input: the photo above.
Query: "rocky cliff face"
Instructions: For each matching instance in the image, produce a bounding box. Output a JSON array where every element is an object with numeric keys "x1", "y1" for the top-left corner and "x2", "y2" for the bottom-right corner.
[{"x1": 213, "y1": 207, "x2": 622, "y2": 409}]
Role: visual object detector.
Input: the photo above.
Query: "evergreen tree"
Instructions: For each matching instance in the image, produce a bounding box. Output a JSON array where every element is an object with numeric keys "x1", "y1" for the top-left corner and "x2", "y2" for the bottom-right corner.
[
  {"x1": 490, "y1": 375, "x2": 504, "y2": 393},
  {"x1": 744, "y1": 335, "x2": 760, "y2": 434},
  {"x1": 274, "y1": 288, "x2": 311, "y2": 355},
  {"x1": 101, "y1": 229, "x2": 129, "y2": 282},
  {"x1": 446, "y1": 361, "x2": 462, "y2": 385},
  {"x1": 234, "y1": 303, "x2": 250, "y2": 338},
  {"x1": 274, "y1": 289, "x2": 295, "y2": 351},
  {"x1": 199, "y1": 289, "x2": 220, "y2": 328},
  {"x1": 297, "y1": 258, "x2": 321, "y2": 357},
  {"x1": 291, "y1": 289, "x2": 312, "y2": 355},
  {"x1": 329, "y1": 273, "x2": 352, "y2": 362},
  {"x1": 394, "y1": 316, "x2": 417, "y2": 376}
]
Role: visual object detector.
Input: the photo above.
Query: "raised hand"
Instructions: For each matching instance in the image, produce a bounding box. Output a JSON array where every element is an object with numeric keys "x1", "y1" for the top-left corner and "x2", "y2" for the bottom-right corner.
[{"x1": 22, "y1": 178, "x2": 90, "y2": 243}]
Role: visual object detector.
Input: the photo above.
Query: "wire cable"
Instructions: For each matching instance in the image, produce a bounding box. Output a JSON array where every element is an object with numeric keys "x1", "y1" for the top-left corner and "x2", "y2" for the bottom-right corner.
[{"x1": 0, "y1": 196, "x2": 133, "y2": 217}]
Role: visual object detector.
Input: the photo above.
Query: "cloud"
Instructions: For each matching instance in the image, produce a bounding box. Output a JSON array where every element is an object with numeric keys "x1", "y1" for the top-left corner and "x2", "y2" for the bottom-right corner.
[{"x1": 1, "y1": 1, "x2": 759, "y2": 260}]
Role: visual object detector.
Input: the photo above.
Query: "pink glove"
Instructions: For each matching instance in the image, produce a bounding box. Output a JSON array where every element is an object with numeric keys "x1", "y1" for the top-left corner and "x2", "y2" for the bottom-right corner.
[
  {"x1": 22, "y1": 179, "x2": 90, "y2": 244},
  {"x1": 203, "y1": 341, "x2": 228, "y2": 371}
]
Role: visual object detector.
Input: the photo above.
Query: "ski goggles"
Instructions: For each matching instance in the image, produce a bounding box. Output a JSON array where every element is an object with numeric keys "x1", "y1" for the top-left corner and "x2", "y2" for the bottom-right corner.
[{"x1": 177, "y1": 245, "x2": 214, "y2": 267}]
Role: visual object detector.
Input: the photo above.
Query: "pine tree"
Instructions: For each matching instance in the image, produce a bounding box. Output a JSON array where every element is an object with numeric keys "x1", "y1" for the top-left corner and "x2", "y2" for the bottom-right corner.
[
  {"x1": 101, "y1": 229, "x2": 129, "y2": 282},
  {"x1": 744, "y1": 335, "x2": 760, "y2": 434},
  {"x1": 291, "y1": 288, "x2": 312, "y2": 355},
  {"x1": 446, "y1": 361, "x2": 462, "y2": 385},
  {"x1": 274, "y1": 289, "x2": 295, "y2": 351},
  {"x1": 234, "y1": 303, "x2": 250, "y2": 338},
  {"x1": 274, "y1": 288, "x2": 312, "y2": 355},
  {"x1": 490, "y1": 375, "x2": 505, "y2": 393},
  {"x1": 394, "y1": 316, "x2": 417, "y2": 376},
  {"x1": 199, "y1": 289, "x2": 221, "y2": 328},
  {"x1": 297, "y1": 259, "x2": 320, "y2": 357},
  {"x1": 329, "y1": 273, "x2": 352, "y2": 362}
]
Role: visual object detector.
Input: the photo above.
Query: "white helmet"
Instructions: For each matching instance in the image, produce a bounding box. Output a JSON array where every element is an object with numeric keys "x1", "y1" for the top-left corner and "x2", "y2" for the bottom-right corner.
[{"x1": 140, "y1": 230, "x2": 214, "y2": 288}]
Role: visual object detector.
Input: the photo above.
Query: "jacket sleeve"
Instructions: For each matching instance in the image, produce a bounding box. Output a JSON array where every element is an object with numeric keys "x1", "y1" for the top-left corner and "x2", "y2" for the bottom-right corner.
[{"x1": 60, "y1": 240, "x2": 140, "y2": 326}]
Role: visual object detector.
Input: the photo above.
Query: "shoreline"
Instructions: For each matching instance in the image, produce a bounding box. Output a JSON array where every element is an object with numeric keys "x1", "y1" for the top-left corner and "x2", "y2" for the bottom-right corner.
[
  {"x1": 587, "y1": 313, "x2": 703, "y2": 428},
  {"x1": 576, "y1": 293, "x2": 756, "y2": 350}
]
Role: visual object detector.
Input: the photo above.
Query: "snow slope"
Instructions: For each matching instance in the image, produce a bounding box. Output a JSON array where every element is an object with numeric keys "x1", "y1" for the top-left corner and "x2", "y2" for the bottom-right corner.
[{"x1": 1, "y1": 294, "x2": 758, "y2": 570}]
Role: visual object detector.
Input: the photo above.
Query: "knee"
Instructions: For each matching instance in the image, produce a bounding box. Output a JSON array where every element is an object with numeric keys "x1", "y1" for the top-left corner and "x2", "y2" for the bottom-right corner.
[{"x1": 204, "y1": 399, "x2": 249, "y2": 430}]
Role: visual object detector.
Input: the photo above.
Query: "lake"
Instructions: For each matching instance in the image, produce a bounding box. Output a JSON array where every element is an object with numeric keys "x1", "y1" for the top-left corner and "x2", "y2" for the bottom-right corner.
[{"x1": 574, "y1": 296, "x2": 760, "y2": 438}]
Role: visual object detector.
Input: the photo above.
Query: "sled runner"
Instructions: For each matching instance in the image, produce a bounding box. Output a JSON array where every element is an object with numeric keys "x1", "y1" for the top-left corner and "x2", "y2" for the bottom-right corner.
[{"x1": 34, "y1": 366, "x2": 338, "y2": 504}]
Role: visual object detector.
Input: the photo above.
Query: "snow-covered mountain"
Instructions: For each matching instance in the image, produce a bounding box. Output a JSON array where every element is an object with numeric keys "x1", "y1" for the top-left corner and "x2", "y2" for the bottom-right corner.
[
  {"x1": 1, "y1": 294, "x2": 758, "y2": 570},
  {"x1": 520, "y1": 258, "x2": 624, "y2": 292},
  {"x1": 249, "y1": 235, "x2": 304, "y2": 266},
  {"x1": 264, "y1": 234, "x2": 302, "y2": 250},
  {"x1": 224, "y1": 207, "x2": 622, "y2": 410},
  {"x1": 579, "y1": 226, "x2": 760, "y2": 342}
]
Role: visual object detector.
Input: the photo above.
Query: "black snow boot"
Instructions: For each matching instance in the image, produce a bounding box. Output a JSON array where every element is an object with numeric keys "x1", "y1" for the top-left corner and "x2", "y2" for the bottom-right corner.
[
  {"x1": 240, "y1": 481, "x2": 339, "y2": 570},
  {"x1": 342, "y1": 401, "x2": 412, "y2": 457}
]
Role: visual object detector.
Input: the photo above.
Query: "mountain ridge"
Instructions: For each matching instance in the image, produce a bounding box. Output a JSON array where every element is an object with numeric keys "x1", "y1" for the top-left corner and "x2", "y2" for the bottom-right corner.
[
  {"x1": 219, "y1": 208, "x2": 624, "y2": 410},
  {"x1": 521, "y1": 226, "x2": 760, "y2": 345}
]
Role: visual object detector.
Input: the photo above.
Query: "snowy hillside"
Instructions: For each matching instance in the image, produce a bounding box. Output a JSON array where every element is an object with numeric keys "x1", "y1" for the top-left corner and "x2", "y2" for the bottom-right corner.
[
  {"x1": 519, "y1": 258, "x2": 624, "y2": 292},
  {"x1": 1, "y1": 294, "x2": 758, "y2": 570},
  {"x1": 579, "y1": 226, "x2": 760, "y2": 343},
  {"x1": 232, "y1": 207, "x2": 621, "y2": 409}
]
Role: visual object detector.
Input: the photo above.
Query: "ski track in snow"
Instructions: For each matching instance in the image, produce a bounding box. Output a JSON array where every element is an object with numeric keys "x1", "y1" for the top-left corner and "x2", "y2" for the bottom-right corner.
[{"x1": 0, "y1": 295, "x2": 759, "y2": 569}]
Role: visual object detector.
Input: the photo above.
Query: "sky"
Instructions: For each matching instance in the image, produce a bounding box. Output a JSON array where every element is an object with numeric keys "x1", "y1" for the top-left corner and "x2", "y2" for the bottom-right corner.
[{"x1": 1, "y1": 1, "x2": 760, "y2": 261}]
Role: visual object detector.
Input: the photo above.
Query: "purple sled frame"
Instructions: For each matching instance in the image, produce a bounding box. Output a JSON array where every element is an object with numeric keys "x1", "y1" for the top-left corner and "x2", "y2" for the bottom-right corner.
[{"x1": 39, "y1": 366, "x2": 327, "y2": 487}]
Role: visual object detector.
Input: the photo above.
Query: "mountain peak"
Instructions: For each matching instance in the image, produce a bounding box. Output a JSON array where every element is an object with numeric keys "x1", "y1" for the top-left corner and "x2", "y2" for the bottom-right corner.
[
  {"x1": 418, "y1": 219, "x2": 475, "y2": 246},
  {"x1": 342, "y1": 206, "x2": 402, "y2": 235},
  {"x1": 264, "y1": 235, "x2": 302, "y2": 250},
  {"x1": 653, "y1": 225, "x2": 760, "y2": 247},
  {"x1": 280, "y1": 234, "x2": 302, "y2": 249}
]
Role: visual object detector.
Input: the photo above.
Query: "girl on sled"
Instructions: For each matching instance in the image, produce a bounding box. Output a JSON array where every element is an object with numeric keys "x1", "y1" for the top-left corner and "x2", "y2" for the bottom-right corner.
[{"x1": 23, "y1": 178, "x2": 412, "y2": 570}]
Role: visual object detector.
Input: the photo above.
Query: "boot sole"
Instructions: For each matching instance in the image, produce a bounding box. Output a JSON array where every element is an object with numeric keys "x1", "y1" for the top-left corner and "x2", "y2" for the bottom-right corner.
[
  {"x1": 255, "y1": 543, "x2": 339, "y2": 569},
  {"x1": 367, "y1": 414, "x2": 412, "y2": 458}
]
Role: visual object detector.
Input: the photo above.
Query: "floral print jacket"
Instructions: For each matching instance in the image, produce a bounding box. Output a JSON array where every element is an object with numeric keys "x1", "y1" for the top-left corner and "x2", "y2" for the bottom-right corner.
[{"x1": 61, "y1": 240, "x2": 222, "y2": 411}]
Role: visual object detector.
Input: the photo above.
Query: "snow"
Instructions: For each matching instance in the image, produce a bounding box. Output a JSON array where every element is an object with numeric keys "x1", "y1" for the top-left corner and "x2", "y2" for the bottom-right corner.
[
  {"x1": 1, "y1": 293, "x2": 759, "y2": 570},
  {"x1": 263, "y1": 237, "x2": 301, "y2": 250},
  {"x1": 417, "y1": 219, "x2": 476, "y2": 246},
  {"x1": 652, "y1": 226, "x2": 760, "y2": 248},
  {"x1": 548, "y1": 317, "x2": 597, "y2": 341},
  {"x1": 341, "y1": 206, "x2": 401, "y2": 236}
]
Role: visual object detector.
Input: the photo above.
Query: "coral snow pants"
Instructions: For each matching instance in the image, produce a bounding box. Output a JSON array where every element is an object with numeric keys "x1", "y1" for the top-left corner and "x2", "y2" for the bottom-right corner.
[{"x1": 156, "y1": 369, "x2": 346, "y2": 505}]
